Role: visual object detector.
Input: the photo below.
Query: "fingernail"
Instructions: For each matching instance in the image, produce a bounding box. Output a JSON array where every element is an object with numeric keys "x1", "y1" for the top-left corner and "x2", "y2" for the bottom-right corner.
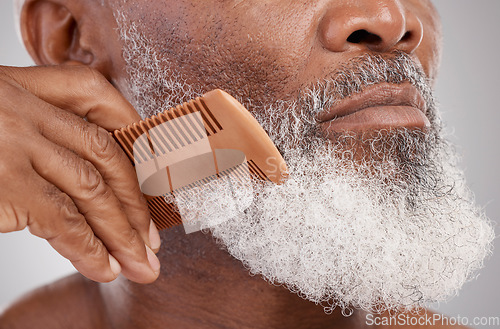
[
  {"x1": 109, "y1": 254, "x2": 122, "y2": 277},
  {"x1": 146, "y1": 245, "x2": 161, "y2": 275},
  {"x1": 149, "y1": 220, "x2": 161, "y2": 253}
]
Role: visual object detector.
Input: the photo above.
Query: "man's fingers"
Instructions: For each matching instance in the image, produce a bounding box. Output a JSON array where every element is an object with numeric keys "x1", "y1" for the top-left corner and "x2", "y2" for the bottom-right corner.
[
  {"x1": 0, "y1": 65, "x2": 160, "y2": 284},
  {"x1": 0, "y1": 65, "x2": 140, "y2": 130},
  {"x1": 15, "y1": 90, "x2": 157, "y2": 254},
  {"x1": 7, "y1": 170, "x2": 119, "y2": 283},
  {"x1": 29, "y1": 137, "x2": 160, "y2": 283},
  {"x1": 51, "y1": 108, "x2": 156, "y2": 251}
]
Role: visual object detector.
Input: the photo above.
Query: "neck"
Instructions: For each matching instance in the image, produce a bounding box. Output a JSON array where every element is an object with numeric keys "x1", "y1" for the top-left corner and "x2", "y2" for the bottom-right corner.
[{"x1": 99, "y1": 226, "x2": 368, "y2": 329}]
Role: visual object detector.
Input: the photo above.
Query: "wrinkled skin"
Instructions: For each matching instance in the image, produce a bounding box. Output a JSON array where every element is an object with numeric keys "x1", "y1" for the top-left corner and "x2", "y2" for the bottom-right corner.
[
  {"x1": 107, "y1": 0, "x2": 441, "y2": 108},
  {"x1": 0, "y1": 0, "x2": 471, "y2": 328}
]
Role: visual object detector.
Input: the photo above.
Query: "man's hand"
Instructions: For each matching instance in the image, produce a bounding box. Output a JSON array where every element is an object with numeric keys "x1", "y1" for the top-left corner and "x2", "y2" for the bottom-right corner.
[{"x1": 0, "y1": 65, "x2": 161, "y2": 284}]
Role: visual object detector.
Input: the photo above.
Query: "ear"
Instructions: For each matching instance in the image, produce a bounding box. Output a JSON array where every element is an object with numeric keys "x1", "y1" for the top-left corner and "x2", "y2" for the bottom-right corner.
[{"x1": 20, "y1": 0, "x2": 94, "y2": 66}]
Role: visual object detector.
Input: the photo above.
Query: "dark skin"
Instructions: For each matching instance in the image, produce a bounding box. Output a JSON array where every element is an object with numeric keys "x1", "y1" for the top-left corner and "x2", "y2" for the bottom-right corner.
[{"x1": 0, "y1": 0, "x2": 471, "y2": 328}]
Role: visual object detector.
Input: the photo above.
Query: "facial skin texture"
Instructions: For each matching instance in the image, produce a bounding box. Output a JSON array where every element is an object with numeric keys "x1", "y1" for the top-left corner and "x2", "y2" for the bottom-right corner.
[
  {"x1": 112, "y1": 0, "x2": 442, "y2": 114},
  {"x1": 2, "y1": 0, "x2": 493, "y2": 328},
  {"x1": 117, "y1": 15, "x2": 493, "y2": 315}
]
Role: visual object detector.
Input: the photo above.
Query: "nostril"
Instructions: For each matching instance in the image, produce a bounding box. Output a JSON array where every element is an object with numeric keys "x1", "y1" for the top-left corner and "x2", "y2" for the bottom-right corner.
[
  {"x1": 347, "y1": 29, "x2": 382, "y2": 45},
  {"x1": 401, "y1": 31, "x2": 412, "y2": 41}
]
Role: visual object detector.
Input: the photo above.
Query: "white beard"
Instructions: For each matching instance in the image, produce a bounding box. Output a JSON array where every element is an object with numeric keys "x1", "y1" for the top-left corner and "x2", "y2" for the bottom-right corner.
[{"x1": 115, "y1": 15, "x2": 495, "y2": 314}]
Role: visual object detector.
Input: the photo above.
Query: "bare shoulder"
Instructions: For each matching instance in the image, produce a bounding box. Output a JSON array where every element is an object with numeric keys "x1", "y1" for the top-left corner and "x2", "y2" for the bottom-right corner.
[
  {"x1": 0, "y1": 274, "x2": 107, "y2": 329},
  {"x1": 366, "y1": 309, "x2": 472, "y2": 329}
]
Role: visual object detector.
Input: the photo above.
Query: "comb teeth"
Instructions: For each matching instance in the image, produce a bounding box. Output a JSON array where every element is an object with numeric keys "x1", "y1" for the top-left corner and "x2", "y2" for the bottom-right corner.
[
  {"x1": 148, "y1": 197, "x2": 182, "y2": 230},
  {"x1": 173, "y1": 162, "x2": 251, "y2": 196},
  {"x1": 114, "y1": 97, "x2": 223, "y2": 164},
  {"x1": 147, "y1": 162, "x2": 253, "y2": 230},
  {"x1": 112, "y1": 95, "x2": 230, "y2": 231},
  {"x1": 113, "y1": 90, "x2": 288, "y2": 231},
  {"x1": 247, "y1": 160, "x2": 270, "y2": 181},
  {"x1": 199, "y1": 99, "x2": 223, "y2": 134}
]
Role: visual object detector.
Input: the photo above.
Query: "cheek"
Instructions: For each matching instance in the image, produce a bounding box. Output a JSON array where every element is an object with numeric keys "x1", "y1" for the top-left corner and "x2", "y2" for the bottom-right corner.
[
  {"x1": 184, "y1": 4, "x2": 317, "y2": 104},
  {"x1": 140, "y1": 1, "x2": 318, "y2": 105},
  {"x1": 182, "y1": 35, "x2": 304, "y2": 104}
]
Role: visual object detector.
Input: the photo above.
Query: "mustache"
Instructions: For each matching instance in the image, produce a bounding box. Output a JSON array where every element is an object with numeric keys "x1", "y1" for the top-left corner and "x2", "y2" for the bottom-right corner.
[
  {"x1": 298, "y1": 51, "x2": 438, "y2": 126},
  {"x1": 254, "y1": 51, "x2": 440, "y2": 151}
]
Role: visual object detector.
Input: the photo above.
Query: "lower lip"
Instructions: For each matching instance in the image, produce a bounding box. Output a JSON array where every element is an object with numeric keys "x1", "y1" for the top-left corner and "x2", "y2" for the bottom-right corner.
[{"x1": 319, "y1": 106, "x2": 430, "y2": 135}]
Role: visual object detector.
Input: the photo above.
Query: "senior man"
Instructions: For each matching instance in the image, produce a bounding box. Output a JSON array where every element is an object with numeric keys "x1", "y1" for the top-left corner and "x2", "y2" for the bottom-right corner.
[{"x1": 0, "y1": 0, "x2": 494, "y2": 328}]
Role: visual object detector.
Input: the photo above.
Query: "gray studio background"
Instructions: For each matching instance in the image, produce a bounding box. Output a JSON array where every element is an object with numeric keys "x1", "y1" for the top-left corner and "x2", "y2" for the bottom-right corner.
[{"x1": 0, "y1": 0, "x2": 499, "y2": 326}]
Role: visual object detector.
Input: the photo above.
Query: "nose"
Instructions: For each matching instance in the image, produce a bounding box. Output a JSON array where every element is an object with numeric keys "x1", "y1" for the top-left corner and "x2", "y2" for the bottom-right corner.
[{"x1": 319, "y1": 0, "x2": 423, "y2": 54}]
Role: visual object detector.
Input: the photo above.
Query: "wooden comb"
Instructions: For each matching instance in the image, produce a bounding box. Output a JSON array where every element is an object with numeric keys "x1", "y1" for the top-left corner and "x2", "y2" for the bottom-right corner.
[{"x1": 113, "y1": 89, "x2": 287, "y2": 230}]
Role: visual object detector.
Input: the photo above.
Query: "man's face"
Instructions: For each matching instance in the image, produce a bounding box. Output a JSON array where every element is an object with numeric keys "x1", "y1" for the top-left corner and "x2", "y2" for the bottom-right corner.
[
  {"x1": 108, "y1": 0, "x2": 493, "y2": 315},
  {"x1": 112, "y1": 0, "x2": 441, "y2": 115}
]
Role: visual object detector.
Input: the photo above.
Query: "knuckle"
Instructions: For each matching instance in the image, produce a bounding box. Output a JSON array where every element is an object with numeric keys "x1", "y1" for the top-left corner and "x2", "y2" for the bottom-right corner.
[
  {"x1": 57, "y1": 198, "x2": 81, "y2": 222},
  {"x1": 81, "y1": 66, "x2": 109, "y2": 93},
  {"x1": 124, "y1": 228, "x2": 143, "y2": 249},
  {"x1": 74, "y1": 229, "x2": 106, "y2": 261},
  {"x1": 63, "y1": 211, "x2": 87, "y2": 237},
  {"x1": 77, "y1": 159, "x2": 105, "y2": 195},
  {"x1": 86, "y1": 124, "x2": 119, "y2": 161},
  {"x1": 48, "y1": 186, "x2": 80, "y2": 223},
  {"x1": 0, "y1": 201, "x2": 29, "y2": 233},
  {"x1": 74, "y1": 159, "x2": 115, "y2": 205}
]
